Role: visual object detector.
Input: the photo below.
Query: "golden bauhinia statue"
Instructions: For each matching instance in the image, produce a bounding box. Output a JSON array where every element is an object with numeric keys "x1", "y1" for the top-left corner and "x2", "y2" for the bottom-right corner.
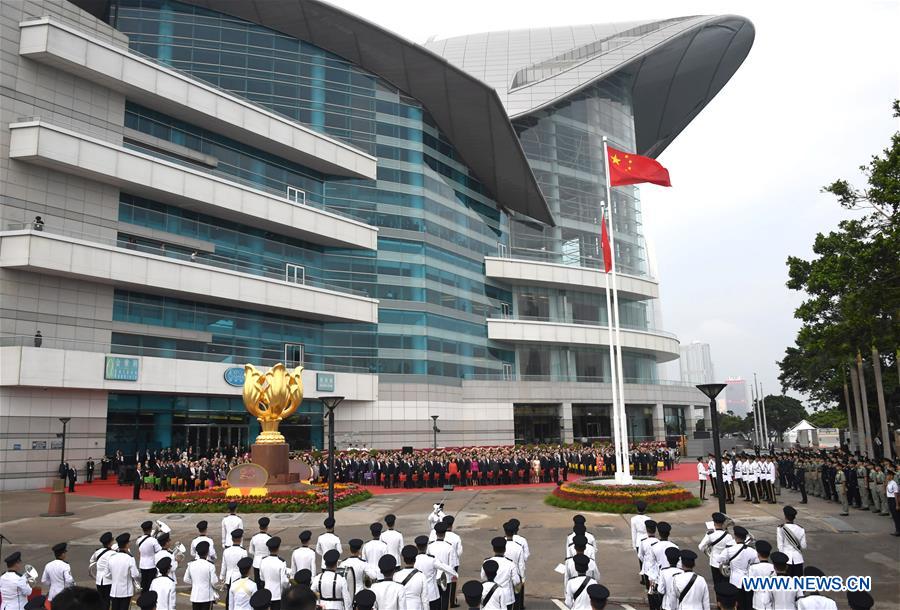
[{"x1": 242, "y1": 363, "x2": 303, "y2": 444}]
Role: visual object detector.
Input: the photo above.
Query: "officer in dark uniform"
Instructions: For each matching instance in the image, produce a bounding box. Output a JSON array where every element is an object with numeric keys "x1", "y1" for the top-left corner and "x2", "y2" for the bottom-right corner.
[{"x1": 86, "y1": 458, "x2": 95, "y2": 483}]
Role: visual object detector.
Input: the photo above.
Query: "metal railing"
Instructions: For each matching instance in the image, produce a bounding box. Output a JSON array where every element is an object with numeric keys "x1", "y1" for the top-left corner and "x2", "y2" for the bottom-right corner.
[
  {"x1": 489, "y1": 315, "x2": 678, "y2": 339},
  {"x1": 3, "y1": 224, "x2": 370, "y2": 297},
  {"x1": 496, "y1": 241, "x2": 654, "y2": 280},
  {"x1": 461, "y1": 373, "x2": 695, "y2": 386},
  {"x1": 0, "y1": 334, "x2": 373, "y2": 374}
]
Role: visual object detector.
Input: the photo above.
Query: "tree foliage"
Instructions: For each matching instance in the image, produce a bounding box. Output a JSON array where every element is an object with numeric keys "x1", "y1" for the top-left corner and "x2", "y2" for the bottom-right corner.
[
  {"x1": 778, "y1": 100, "x2": 899, "y2": 412},
  {"x1": 761, "y1": 395, "x2": 807, "y2": 440},
  {"x1": 808, "y1": 407, "x2": 849, "y2": 429}
]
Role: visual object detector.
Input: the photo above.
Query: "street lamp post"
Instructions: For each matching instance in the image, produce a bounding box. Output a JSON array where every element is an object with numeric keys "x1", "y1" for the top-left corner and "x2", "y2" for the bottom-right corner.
[
  {"x1": 431, "y1": 415, "x2": 440, "y2": 449},
  {"x1": 319, "y1": 396, "x2": 344, "y2": 519},
  {"x1": 58, "y1": 417, "x2": 71, "y2": 474},
  {"x1": 696, "y1": 384, "x2": 728, "y2": 514}
]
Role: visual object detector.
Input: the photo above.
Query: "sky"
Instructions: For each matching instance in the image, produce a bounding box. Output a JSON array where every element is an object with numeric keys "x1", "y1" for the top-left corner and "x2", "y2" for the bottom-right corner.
[{"x1": 329, "y1": 0, "x2": 899, "y2": 404}]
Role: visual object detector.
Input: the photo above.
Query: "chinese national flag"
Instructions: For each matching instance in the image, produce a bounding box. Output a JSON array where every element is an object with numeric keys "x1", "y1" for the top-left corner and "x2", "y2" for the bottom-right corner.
[
  {"x1": 600, "y1": 212, "x2": 612, "y2": 273},
  {"x1": 607, "y1": 145, "x2": 671, "y2": 187}
]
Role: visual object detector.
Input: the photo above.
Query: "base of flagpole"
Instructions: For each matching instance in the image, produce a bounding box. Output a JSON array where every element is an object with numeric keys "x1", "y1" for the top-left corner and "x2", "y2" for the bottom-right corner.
[{"x1": 614, "y1": 471, "x2": 635, "y2": 485}]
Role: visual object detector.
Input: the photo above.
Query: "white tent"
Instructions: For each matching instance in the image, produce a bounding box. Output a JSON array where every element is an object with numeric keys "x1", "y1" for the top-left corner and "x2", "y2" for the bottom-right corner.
[{"x1": 786, "y1": 419, "x2": 817, "y2": 444}]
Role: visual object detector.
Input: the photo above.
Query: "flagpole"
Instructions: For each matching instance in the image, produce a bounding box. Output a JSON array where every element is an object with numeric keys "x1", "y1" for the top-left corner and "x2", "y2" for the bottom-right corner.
[
  {"x1": 602, "y1": 136, "x2": 632, "y2": 484},
  {"x1": 602, "y1": 222, "x2": 623, "y2": 477}
]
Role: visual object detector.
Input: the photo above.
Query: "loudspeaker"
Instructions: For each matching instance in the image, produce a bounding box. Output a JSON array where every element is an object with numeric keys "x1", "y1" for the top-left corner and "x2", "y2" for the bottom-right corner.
[
  {"x1": 402, "y1": 446, "x2": 413, "y2": 455},
  {"x1": 443, "y1": 484, "x2": 455, "y2": 491}
]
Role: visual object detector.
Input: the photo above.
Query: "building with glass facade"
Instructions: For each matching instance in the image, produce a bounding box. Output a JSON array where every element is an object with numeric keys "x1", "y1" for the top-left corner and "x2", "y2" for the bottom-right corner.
[{"x1": 0, "y1": 0, "x2": 753, "y2": 489}]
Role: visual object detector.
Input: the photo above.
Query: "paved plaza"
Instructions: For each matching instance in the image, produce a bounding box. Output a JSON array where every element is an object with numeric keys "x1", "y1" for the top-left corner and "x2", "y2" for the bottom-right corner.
[{"x1": 1, "y1": 480, "x2": 897, "y2": 609}]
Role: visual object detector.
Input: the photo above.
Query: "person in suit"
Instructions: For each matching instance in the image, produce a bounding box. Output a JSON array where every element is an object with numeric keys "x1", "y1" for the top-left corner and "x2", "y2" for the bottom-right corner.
[
  {"x1": 67, "y1": 466, "x2": 77, "y2": 493},
  {"x1": 86, "y1": 458, "x2": 95, "y2": 483}
]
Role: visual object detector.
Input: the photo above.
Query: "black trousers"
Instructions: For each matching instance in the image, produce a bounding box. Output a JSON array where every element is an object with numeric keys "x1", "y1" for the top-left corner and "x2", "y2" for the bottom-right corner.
[
  {"x1": 87, "y1": 471, "x2": 94, "y2": 482},
  {"x1": 788, "y1": 563, "x2": 804, "y2": 577},
  {"x1": 889, "y1": 498, "x2": 900, "y2": 534},
  {"x1": 711, "y1": 566, "x2": 725, "y2": 587},
  {"x1": 799, "y1": 481, "x2": 807, "y2": 503},
  {"x1": 192, "y1": 602, "x2": 212, "y2": 610},
  {"x1": 96, "y1": 584, "x2": 111, "y2": 610},
  {"x1": 110, "y1": 597, "x2": 130, "y2": 610},
  {"x1": 438, "y1": 585, "x2": 451, "y2": 610},
  {"x1": 699, "y1": 480, "x2": 706, "y2": 499},
  {"x1": 254, "y1": 567, "x2": 261, "y2": 585},
  {"x1": 429, "y1": 599, "x2": 441, "y2": 610},
  {"x1": 140, "y1": 568, "x2": 156, "y2": 592}
]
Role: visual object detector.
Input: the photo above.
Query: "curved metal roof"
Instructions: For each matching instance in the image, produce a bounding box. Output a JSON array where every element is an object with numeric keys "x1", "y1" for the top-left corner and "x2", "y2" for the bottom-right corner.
[
  {"x1": 425, "y1": 15, "x2": 755, "y2": 158},
  {"x1": 71, "y1": 0, "x2": 556, "y2": 225}
]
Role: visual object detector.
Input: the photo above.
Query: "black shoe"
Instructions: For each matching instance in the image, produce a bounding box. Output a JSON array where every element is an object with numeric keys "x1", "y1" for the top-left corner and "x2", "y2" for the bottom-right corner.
[
  {"x1": 840, "y1": 513, "x2": 849, "y2": 516},
  {"x1": 891, "y1": 532, "x2": 900, "y2": 536}
]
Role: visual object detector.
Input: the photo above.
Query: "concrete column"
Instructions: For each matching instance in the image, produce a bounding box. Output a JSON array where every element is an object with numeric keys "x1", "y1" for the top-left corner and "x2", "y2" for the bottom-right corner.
[
  {"x1": 653, "y1": 403, "x2": 666, "y2": 441},
  {"x1": 561, "y1": 403, "x2": 574, "y2": 444}
]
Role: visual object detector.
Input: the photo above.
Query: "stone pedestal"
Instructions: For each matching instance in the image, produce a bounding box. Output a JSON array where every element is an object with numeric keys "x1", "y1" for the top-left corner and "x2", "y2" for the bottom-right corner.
[
  {"x1": 41, "y1": 479, "x2": 73, "y2": 517},
  {"x1": 251, "y1": 443, "x2": 299, "y2": 485}
]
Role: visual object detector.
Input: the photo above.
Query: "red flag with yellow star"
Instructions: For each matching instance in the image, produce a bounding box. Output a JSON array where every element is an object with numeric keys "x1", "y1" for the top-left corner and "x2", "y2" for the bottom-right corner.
[
  {"x1": 600, "y1": 211, "x2": 612, "y2": 273},
  {"x1": 607, "y1": 145, "x2": 671, "y2": 187}
]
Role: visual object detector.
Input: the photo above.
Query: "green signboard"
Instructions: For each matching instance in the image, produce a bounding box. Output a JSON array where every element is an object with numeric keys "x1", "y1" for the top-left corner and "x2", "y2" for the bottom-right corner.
[
  {"x1": 105, "y1": 356, "x2": 139, "y2": 381},
  {"x1": 316, "y1": 373, "x2": 335, "y2": 392}
]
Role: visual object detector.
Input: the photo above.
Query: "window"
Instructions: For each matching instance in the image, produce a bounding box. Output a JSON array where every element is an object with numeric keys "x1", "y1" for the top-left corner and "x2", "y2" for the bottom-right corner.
[
  {"x1": 502, "y1": 363, "x2": 514, "y2": 380},
  {"x1": 286, "y1": 186, "x2": 306, "y2": 205},
  {"x1": 284, "y1": 344, "x2": 304, "y2": 367},
  {"x1": 500, "y1": 302, "x2": 511, "y2": 318},
  {"x1": 497, "y1": 242, "x2": 508, "y2": 257},
  {"x1": 285, "y1": 263, "x2": 305, "y2": 284}
]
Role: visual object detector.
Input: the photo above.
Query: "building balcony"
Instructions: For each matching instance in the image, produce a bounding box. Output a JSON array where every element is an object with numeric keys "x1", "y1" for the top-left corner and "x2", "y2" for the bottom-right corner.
[
  {"x1": 8, "y1": 120, "x2": 377, "y2": 250},
  {"x1": 0, "y1": 340, "x2": 377, "y2": 401},
  {"x1": 486, "y1": 317, "x2": 680, "y2": 362},
  {"x1": 18, "y1": 16, "x2": 377, "y2": 180},
  {"x1": 0, "y1": 230, "x2": 378, "y2": 323},
  {"x1": 485, "y1": 256, "x2": 658, "y2": 300}
]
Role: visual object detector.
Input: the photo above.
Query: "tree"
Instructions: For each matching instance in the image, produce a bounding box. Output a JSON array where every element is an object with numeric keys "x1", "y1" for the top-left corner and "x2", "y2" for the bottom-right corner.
[
  {"x1": 778, "y1": 100, "x2": 899, "y2": 436},
  {"x1": 761, "y1": 395, "x2": 807, "y2": 441},
  {"x1": 808, "y1": 407, "x2": 848, "y2": 429},
  {"x1": 719, "y1": 413, "x2": 748, "y2": 435}
]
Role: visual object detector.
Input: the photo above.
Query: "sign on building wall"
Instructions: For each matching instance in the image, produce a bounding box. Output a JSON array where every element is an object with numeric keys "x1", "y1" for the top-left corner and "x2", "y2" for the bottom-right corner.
[
  {"x1": 104, "y1": 356, "x2": 139, "y2": 381},
  {"x1": 224, "y1": 367, "x2": 246, "y2": 387},
  {"x1": 31, "y1": 440, "x2": 47, "y2": 450},
  {"x1": 316, "y1": 373, "x2": 335, "y2": 392}
]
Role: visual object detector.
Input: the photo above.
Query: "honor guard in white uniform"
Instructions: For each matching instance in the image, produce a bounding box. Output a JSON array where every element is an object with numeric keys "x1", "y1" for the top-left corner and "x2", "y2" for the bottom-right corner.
[
  {"x1": 656, "y1": 547, "x2": 684, "y2": 610},
  {"x1": 501, "y1": 522, "x2": 525, "y2": 609},
  {"x1": 480, "y1": 538, "x2": 519, "y2": 610},
  {"x1": 734, "y1": 456, "x2": 745, "y2": 499},
  {"x1": 91, "y1": 532, "x2": 117, "y2": 606},
  {"x1": 362, "y1": 523, "x2": 389, "y2": 570},
  {"x1": 427, "y1": 503, "x2": 446, "y2": 531},
  {"x1": 370, "y1": 556, "x2": 405, "y2": 610},
  {"x1": 380, "y1": 515, "x2": 404, "y2": 565},
  {"x1": 222, "y1": 503, "x2": 244, "y2": 550},
  {"x1": 248, "y1": 589, "x2": 271, "y2": 610},
  {"x1": 395, "y1": 546, "x2": 429, "y2": 610},
  {"x1": 149, "y1": 557, "x2": 176, "y2": 610},
  {"x1": 563, "y1": 536, "x2": 599, "y2": 584},
  {"x1": 713, "y1": 582, "x2": 742, "y2": 610},
  {"x1": 708, "y1": 457, "x2": 718, "y2": 498},
  {"x1": 697, "y1": 459, "x2": 709, "y2": 500},
  {"x1": 191, "y1": 521, "x2": 217, "y2": 564},
  {"x1": 315, "y1": 518, "x2": 341, "y2": 570},
  {"x1": 227, "y1": 558, "x2": 257, "y2": 610},
  {"x1": 248, "y1": 518, "x2": 271, "y2": 584},
  {"x1": 339, "y1": 540, "x2": 377, "y2": 596},
  {"x1": 746, "y1": 541, "x2": 775, "y2": 610},
  {"x1": 259, "y1": 538, "x2": 289, "y2": 610},
  {"x1": 105, "y1": 533, "x2": 140, "y2": 610},
  {"x1": 796, "y1": 566, "x2": 838, "y2": 609},
  {"x1": 474, "y1": 562, "x2": 505, "y2": 610},
  {"x1": 311, "y1": 550, "x2": 352, "y2": 610},
  {"x1": 136, "y1": 522, "x2": 161, "y2": 593},
  {"x1": 153, "y1": 534, "x2": 178, "y2": 585},
  {"x1": 289, "y1": 531, "x2": 317, "y2": 580},
  {"x1": 506, "y1": 518, "x2": 526, "y2": 609},
  {"x1": 651, "y1": 523, "x2": 679, "y2": 571},
  {"x1": 587, "y1": 585, "x2": 611, "y2": 610},
  {"x1": 722, "y1": 457, "x2": 735, "y2": 503},
  {"x1": 41, "y1": 542, "x2": 74, "y2": 601},
  {"x1": 414, "y1": 536, "x2": 457, "y2": 610},
  {"x1": 185, "y1": 541, "x2": 219, "y2": 610},
  {"x1": 698, "y1": 513, "x2": 734, "y2": 587},
  {"x1": 351, "y1": 590, "x2": 375, "y2": 610},
  {"x1": 769, "y1": 553, "x2": 801, "y2": 610},
  {"x1": 428, "y1": 523, "x2": 459, "y2": 610},
  {"x1": 568, "y1": 515, "x2": 597, "y2": 560},
  {"x1": 637, "y1": 521, "x2": 660, "y2": 586},
  {"x1": 672, "y1": 550, "x2": 709, "y2": 610},
  {"x1": 1, "y1": 552, "x2": 32, "y2": 610},
  {"x1": 220, "y1": 529, "x2": 248, "y2": 609},
  {"x1": 564, "y1": 555, "x2": 597, "y2": 610},
  {"x1": 724, "y1": 526, "x2": 757, "y2": 590},
  {"x1": 777, "y1": 506, "x2": 806, "y2": 577}
]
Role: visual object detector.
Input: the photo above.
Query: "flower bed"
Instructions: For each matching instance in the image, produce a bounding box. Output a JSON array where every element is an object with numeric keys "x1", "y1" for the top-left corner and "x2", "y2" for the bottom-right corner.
[
  {"x1": 546, "y1": 478, "x2": 699, "y2": 513},
  {"x1": 149, "y1": 483, "x2": 371, "y2": 513}
]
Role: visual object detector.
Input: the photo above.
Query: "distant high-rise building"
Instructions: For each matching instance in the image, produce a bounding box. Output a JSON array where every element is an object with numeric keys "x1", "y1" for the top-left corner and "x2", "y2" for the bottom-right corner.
[
  {"x1": 725, "y1": 377, "x2": 751, "y2": 417},
  {"x1": 679, "y1": 342, "x2": 716, "y2": 385}
]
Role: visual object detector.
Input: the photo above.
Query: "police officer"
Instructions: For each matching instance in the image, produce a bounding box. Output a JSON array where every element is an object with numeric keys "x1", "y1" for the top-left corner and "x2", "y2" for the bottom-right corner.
[
  {"x1": 40, "y1": 542, "x2": 74, "y2": 601},
  {"x1": 149, "y1": 557, "x2": 176, "y2": 610},
  {"x1": 563, "y1": 555, "x2": 596, "y2": 610},
  {"x1": 395, "y1": 545, "x2": 429, "y2": 610},
  {"x1": 315, "y1": 518, "x2": 341, "y2": 570},
  {"x1": 835, "y1": 463, "x2": 849, "y2": 516},
  {"x1": 90, "y1": 532, "x2": 116, "y2": 609},
  {"x1": 586, "y1": 584, "x2": 611, "y2": 610},
  {"x1": 249, "y1": 518, "x2": 271, "y2": 585},
  {"x1": 475, "y1": 562, "x2": 504, "y2": 610},
  {"x1": 371, "y1": 555, "x2": 404, "y2": 609},
  {"x1": 222, "y1": 503, "x2": 244, "y2": 550},
  {"x1": 698, "y1": 513, "x2": 733, "y2": 587},
  {"x1": 221, "y1": 529, "x2": 248, "y2": 609},
  {"x1": 136, "y1": 522, "x2": 161, "y2": 592},
  {"x1": 184, "y1": 540, "x2": 218, "y2": 610},
  {"x1": 258, "y1": 538, "x2": 289, "y2": 610},
  {"x1": 191, "y1": 521, "x2": 217, "y2": 563},
  {"x1": 1, "y1": 552, "x2": 32, "y2": 610},
  {"x1": 228, "y1": 557, "x2": 257, "y2": 610},
  {"x1": 290, "y1": 531, "x2": 316, "y2": 580},
  {"x1": 416, "y1": 536, "x2": 457, "y2": 610},
  {"x1": 480, "y1": 538, "x2": 518, "y2": 610},
  {"x1": 777, "y1": 506, "x2": 806, "y2": 577},
  {"x1": 380, "y1": 515, "x2": 404, "y2": 565}
]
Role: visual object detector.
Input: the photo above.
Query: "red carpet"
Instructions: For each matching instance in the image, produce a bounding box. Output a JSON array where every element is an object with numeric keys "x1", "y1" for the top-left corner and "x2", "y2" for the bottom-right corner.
[
  {"x1": 653, "y1": 462, "x2": 696, "y2": 482},
  {"x1": 41, "y1": 479, "x2": 169, "y2": 502},
  {"x1": 362, "y1": 474, "x2": 585, "y2": 495}
]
